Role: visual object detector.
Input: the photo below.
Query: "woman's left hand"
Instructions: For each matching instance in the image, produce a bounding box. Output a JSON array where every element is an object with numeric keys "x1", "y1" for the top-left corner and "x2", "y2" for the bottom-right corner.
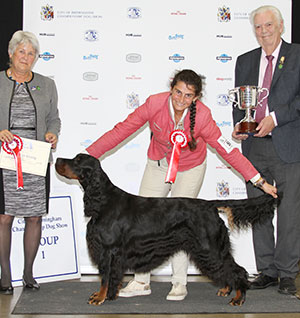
[{"x1": 45, "y1": 132, "x2": 58, "y2": 149}]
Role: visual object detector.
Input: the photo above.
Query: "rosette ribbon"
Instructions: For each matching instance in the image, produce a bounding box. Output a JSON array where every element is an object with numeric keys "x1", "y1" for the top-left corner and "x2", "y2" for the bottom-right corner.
[
  {"x1": 2, "y1": 135, "x2": 24, "y2": 189},
  {"x1": 165, "y1": 130, "x2": 188, "y2": 184}
]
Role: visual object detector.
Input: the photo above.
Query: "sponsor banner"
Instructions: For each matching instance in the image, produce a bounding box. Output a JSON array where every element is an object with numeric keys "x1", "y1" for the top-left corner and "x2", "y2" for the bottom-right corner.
[{"x1": 23, "y1": 0, "x2": 291, "y2": 276}]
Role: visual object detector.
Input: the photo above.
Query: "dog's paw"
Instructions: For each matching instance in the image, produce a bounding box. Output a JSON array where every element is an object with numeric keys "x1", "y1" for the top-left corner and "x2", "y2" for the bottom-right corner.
[
  {"x1": 88, "y1": 292, "x2": 106, "y2": 305},
  {"x1": 217, "y1": 286, "x2": 232, "y2": 297}
]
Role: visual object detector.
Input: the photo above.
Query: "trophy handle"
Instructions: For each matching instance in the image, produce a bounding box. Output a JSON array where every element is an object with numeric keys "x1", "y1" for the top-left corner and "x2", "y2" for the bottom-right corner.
[
  {"x1": 228, "y1": 88, "x2": 239, "y2": 107},
  {"x1": 257, "y1": 87, "x2": 269, "y2": 107}
]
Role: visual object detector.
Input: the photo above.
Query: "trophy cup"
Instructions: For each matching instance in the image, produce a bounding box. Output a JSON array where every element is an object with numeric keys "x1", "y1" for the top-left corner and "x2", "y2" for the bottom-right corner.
[{"x1": 228, "y1": 85, "x2": 269, "y2": 134}]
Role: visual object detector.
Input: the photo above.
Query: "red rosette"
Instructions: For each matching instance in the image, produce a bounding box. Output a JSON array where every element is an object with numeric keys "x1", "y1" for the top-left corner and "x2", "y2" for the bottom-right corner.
[
  {"x1": 2, "y1": 135, "x2": 24, "y2": 189},
  {"x1": 165, "y1": 130, "x2": 188, "y2": 184}
]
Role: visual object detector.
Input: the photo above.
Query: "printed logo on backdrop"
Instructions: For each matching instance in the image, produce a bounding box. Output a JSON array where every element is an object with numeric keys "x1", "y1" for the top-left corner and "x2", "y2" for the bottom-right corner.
[
  {"x1": 84, "y1": 30, "x2": 99, "y2": 42},
  {"x1": 216, "y1": 77, "x2": 232, "y2": 81},
  {"x1": 169, "y1": 53, "x2": 185, "y2": 63},
  {"x1": 126, "y1": 33, "x2": 142, "y2": 38},
  {"x1": 39, "y1": 32, "x2": 55, "y2": 37},
  {"x1": 40, "y1": 4, "x2": 54, "y2": 21},
  {"x1": 82, "y1": 95, "x2": 99, "y2": 101},
  {"x1": 217, "y1": 6, "x2": 231, "y2": 22},
  {"x1": 217, "y1": 120, "x2": 231, "y2": 127},
  {"x1": 216, "y1": 54, "x2": 232, "y2": 63},
  {"x1": 171, "y1": 11, "x2": 187, "y2": 16},
  {"x1": 216, "y1": 34, "x2": 232, "y2": 39},
  {"x1": 126, "y1": 53, "x2": 142, "y2": 63},
  {"x1": 83, "y1": 54, "x2": 99, "y2": 60},
  {"x1": 80, "y1": 122, "x2": 97, "y2": 126},
  {"x1": 234, "y1": 12, "x2": 249, "y2": 20},
  {"x1": 127, "y1": 92, "x2": 140, "y2": 109},
  {"x1": 126, "y1": 75, "x2": 142, "y2": 80},
  {"x1": 83, "y1": 72, "x2": 98, "y2": 81},
  {"x1": 216, "y1": 180, "x2": 230, "y2": 197},
  {"x1": 168, "y1": 34, "x2": 184, "y2": 40},
  {"x1": 216, "y1": 163, "x2": 231, "y2": 170},
  {"x1": 217, "y1": 94, "x2": 230, "y2": 106},
  {"x1": 56, "y1": 10, "x2": 102, "y2": 19},
  {"x1": 80, "y1": 139, "x2": 93, "y2": 148},
  {"x1": 39, "y1": 52, "x2": 55, "y2": 61},
  {"x1": 127, "y1": 7, "x2": 141, "y2": 19}
]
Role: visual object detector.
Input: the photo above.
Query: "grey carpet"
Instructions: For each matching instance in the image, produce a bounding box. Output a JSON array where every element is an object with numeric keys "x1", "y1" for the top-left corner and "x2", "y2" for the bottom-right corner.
[{"x1": 12, "y1": 281, "x2": 300, "y2": 314}]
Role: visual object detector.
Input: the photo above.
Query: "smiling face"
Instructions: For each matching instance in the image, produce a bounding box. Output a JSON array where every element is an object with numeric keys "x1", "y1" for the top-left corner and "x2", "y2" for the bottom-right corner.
[
  {"x1": 9, "y1": 42, "x2": 36, "y2": 74},
  {"x1": 170, "y1": 81, "x2": 198, "y2": 116},
  {"x1": 253, "y1": 10, "x2": 283, "y2": 54}
]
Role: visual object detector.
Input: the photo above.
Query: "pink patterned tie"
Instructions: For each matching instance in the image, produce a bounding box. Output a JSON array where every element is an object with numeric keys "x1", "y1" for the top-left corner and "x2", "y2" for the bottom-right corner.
[{"x1": 255, "y1": 55, "x2": 274, "y2": 123}]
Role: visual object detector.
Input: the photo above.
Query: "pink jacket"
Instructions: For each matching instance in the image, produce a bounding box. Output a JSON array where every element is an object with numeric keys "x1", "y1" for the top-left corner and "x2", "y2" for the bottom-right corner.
[{"x1": 87, "y1": 92, "x2": 258, "y2": 181}]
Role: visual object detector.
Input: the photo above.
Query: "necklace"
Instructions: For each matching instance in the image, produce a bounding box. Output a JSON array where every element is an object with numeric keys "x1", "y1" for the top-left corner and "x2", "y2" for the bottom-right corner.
[{"x1": 7, "y1": 68, "x2": 32, "y2": 83}]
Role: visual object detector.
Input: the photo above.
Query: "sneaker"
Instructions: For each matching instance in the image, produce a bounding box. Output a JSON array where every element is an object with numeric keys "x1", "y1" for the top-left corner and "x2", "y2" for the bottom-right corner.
[
  {"x1": 166, "y1": 283, "x2": 187, "y2": 301},
  {"x1": 118, "y1": 279, "x2": 151, "y2": 297}
]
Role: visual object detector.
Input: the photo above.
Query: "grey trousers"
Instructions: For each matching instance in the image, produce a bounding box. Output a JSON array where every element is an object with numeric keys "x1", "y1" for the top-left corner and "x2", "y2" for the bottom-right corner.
[
  {"x1": 246, "y1": 137, "x2": 300, "y2": 279},
  {"x1": 134, "y1": 157, "x2": 207, "y2": 285}
]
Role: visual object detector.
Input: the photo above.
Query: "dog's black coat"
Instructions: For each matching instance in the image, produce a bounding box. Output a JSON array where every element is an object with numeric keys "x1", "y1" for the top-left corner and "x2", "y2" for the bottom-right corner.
[{"x1": 55, "y1": 154, "x2": 277, "y2": 306}]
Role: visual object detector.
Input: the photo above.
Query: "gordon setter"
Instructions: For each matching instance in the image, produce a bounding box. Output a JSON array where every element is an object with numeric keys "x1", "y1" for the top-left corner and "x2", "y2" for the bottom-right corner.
[{"x1": 55, "y1": 154, "x2": 277, "y2": 306}]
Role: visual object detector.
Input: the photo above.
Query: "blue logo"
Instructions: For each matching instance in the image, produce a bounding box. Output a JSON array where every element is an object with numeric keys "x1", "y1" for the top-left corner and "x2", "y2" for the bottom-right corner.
[
  {"x1": 84, "y1": 30, "x2": 99, "y2": 41},
  {"x1": 127, "y1": 7, "x2": 141, "y2": 19},
  {"x1": 168, "y1": 34, "x2": 184, "y2": 40},
  {"x1": 216, "y1": 54, "x2": 232, "y2": 63},
  {"x1": 216, "y1": 121, "x2": 231, "y2": 127},
  {"x1": 169, "y1": 53, "x2": 185, "y2": 63},
  {"x1": 39, "y1": 52, "x2": 55, "y2": 61},
  {"x1": 83, "y1": 54, "x2": 99, "y2": 60}
]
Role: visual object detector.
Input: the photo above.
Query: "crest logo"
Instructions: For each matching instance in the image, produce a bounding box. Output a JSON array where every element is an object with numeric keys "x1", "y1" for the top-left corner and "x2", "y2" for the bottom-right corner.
[
  {"x1": 84, "y1": 30, "x2": 99, "y2": 42},
  {"x1": 41, "y1": 4, "x2": 54, "y2": 21},
  {"x1": 216, "y1": 180, "x2": 230, "y2": 197},
  {"x1": 217, "y1": 94, "x2": 230, "y2": 106},
  {"x1": 127, "y1": 92, "x2": 140, "y2": 109},
  {"x1": 217, "y1": 6, "x2": 231, "y2": 22},
  {"x1": 127, "y1": 7, "x2": 141, "y2": 19}
]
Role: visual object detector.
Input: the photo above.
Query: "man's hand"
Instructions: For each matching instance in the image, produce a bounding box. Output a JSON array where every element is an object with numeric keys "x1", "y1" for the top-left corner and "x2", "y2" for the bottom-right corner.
[
  {"x1": 232, "y1": 123, "x2": 249, "y2": 141},
  {"x1": 254, "y1": 115, "x2": 275, "y2": 137}
]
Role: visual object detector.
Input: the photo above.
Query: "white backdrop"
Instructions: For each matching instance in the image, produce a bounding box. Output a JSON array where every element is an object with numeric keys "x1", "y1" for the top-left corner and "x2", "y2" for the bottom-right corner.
[{"x1": 22, "y1": 0, "x2": 291, "y2": 276}]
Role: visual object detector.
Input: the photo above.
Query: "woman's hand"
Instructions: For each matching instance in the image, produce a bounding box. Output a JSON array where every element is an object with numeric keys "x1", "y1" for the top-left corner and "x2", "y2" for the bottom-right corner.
[
  {"x1": 0, "y1": 130, "x2": 14, "y2": 143},
  {"x1": 45, "y1": 132, "x2": 58, "y2": 149}
]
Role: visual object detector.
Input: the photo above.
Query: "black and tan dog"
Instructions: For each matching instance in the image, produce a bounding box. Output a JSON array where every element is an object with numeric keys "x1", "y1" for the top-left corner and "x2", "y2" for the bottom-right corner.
[{"x1": 55, "y1": 154, "x2": 277, "y2": 306}]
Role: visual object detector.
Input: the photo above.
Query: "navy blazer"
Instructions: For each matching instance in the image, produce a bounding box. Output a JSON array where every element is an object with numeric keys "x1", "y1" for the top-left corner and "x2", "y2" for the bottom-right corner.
[{"x1": 233, "y1": 40, "x2": 300, "y2": 163}]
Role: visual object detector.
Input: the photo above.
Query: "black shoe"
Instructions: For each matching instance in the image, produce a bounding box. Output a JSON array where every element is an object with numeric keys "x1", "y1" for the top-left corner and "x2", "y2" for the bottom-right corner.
[
  {"x1": 0, "y1": 283, "x2": 14, "y2": 295},
  {"x1": 22, "y1": 276, "x2": 40, "y2": 290},
  {"x1": 250, "y1": 274, "x2": 278, "y2": 289},
  {"x1": 278, "y1": 277, "x2": 297, "y2": 295}
]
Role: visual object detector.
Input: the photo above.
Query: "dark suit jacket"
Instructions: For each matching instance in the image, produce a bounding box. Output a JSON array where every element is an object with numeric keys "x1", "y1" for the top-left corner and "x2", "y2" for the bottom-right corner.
[{"x1": 233, "y1": 40, "x2": 300, "y2": 163}]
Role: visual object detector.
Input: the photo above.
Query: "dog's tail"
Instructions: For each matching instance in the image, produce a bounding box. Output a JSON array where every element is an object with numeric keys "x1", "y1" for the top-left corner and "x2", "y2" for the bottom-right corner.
[{"x1": 214, "y1": 193, "x2": 280, "y2": 230}]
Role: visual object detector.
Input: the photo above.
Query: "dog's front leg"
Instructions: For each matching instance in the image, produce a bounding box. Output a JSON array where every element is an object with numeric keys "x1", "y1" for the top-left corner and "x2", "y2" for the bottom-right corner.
[{"x1": 88, "y1": 283, "x2": 108, "y2": 305}]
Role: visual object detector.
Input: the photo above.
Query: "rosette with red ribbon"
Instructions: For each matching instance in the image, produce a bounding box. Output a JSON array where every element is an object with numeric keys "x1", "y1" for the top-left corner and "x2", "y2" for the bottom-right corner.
[
  {"x1": 165, "y1": 130, "x2": 188, "y2": 184},
  {"x1": 2, "y1": 135, "x2": 24, "y2": 189}
]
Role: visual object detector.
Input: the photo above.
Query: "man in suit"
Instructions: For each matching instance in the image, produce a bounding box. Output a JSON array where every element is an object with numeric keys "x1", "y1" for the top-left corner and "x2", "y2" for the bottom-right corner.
[{"x1": 232, "y1": 5, "x2": 300, "y2": 295}]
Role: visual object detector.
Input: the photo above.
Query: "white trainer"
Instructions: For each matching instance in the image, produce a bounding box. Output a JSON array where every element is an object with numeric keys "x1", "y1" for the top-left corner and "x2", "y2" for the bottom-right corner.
[
  {"x1": 118, "y1": 279, "x2": 151, "y2": 297},
  {"x1": 166, "y1": 283, "x2": 187, "y2": 301}
]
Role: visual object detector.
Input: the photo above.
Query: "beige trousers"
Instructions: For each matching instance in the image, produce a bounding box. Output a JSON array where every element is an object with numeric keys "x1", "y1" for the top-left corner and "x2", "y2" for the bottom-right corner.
[{"x1": 135, "y1": 157, "x2": 207, "y2": 286}]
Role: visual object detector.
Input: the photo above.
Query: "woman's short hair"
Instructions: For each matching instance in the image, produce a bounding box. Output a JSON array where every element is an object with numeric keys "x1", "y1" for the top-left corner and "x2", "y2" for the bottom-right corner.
[
  {"x1": 8, "y1": 30, "x2": 40, "y2": 65},
  {"x1": 170, "y1": 69, "x2": 204, "y2": 98},
  {"x1": 250, "y1": 5, "x2": 284, "y2": 34}
]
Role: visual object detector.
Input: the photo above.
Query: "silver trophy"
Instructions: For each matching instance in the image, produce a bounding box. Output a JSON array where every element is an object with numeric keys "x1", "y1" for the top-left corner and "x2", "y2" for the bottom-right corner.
[{"x1": 228, "y1": 85, "x2": 269, "y2": 134}]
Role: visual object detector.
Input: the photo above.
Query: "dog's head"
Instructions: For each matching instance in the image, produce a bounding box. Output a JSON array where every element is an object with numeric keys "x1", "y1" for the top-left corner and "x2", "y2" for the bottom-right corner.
[{"x1": 55, "y1": 154, "x2": 100, "y2": 184}]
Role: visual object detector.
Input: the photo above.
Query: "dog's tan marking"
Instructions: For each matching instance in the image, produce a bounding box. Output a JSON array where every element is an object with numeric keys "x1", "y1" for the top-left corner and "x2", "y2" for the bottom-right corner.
[
  {"x1": 88, "y1": 284, "x2": 108, "y2": 305},
  {"x1": 217, "y1": 207, "x2": 234, "y2": 230}
]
